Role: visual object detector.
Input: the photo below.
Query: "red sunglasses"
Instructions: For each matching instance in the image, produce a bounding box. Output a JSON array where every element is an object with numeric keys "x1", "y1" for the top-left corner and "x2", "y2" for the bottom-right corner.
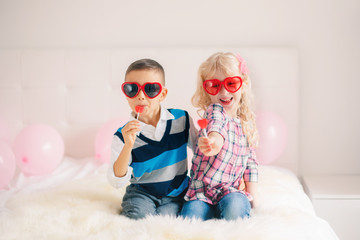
[
  {"x1": 121, "y1": 82, "x2": 162, "y2": 99},
  {"x1": 203, "y1": 76, "x2": 243, "y2": 95}
]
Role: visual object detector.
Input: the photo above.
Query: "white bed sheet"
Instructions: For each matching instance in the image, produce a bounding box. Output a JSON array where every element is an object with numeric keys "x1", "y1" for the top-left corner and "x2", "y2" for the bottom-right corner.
[{"x1": 0, "y1": 157, "x2": 339, "y2": 240}]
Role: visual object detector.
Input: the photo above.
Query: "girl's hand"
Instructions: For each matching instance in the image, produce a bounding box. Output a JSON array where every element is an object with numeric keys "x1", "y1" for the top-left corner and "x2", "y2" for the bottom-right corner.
[
  {"x1": 121, "y1": 120, "x2": 140, "y2": 147},
  {"x1": 198, "y1": 137, "x2": 214, "y2": 156},
  {"x1": 250, "y1": 199, "x2": 257, "y2": 209},
  {"x1": 245, "y1": 182, "x2": 258, "y2": 209},
  {"x1": 198, "y1": 132, "x2": 224, "y2": 156}
]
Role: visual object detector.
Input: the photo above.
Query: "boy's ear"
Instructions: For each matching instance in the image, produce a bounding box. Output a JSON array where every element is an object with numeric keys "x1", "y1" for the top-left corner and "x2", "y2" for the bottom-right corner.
[{"x1": 159, "y1": 87, "x2": 168, "y2": 101}]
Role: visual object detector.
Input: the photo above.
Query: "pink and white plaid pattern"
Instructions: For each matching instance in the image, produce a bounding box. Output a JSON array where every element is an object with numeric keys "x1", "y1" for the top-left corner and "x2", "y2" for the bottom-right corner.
[{"x1": 185, "y1": 103, "x2": 258, "y2": 205}]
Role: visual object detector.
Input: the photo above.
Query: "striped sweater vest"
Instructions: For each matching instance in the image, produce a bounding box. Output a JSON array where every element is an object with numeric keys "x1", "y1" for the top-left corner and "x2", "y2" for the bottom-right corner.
[{"x1": 115, "y1": 109, "x2": 190, "y2": 197}]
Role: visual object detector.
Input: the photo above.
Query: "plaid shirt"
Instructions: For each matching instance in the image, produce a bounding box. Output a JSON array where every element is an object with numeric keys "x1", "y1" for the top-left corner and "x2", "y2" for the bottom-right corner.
[{"x1": 185, "y1": 103, "x2": 258, "y2": 205}]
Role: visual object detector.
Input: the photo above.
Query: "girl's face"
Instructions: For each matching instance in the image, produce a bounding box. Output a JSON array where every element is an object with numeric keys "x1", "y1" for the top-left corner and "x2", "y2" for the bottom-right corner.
[
  {"x1": 206, "y1": 70, "x2": 242, "y2": 117},
  {"x1": 124, "y1": 70, "x2": 167, "y2": 123}
]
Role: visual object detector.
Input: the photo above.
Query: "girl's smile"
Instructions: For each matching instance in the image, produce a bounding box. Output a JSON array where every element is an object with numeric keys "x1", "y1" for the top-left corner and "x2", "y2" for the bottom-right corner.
[{"x1": 219, "y1": 97, "x2": 234, "y2": 105}]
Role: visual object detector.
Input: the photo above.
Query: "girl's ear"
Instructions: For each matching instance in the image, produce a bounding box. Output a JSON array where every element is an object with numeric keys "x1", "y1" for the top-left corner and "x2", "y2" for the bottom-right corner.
[{"x1": 159, "y1": 87, "x2": 168, "y2": 102}]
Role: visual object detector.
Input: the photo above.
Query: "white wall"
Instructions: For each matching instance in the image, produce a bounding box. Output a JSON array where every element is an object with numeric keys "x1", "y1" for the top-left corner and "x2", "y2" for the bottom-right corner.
[{"x1": 0, "y1": 0, "x2": 359, "y2": 176}]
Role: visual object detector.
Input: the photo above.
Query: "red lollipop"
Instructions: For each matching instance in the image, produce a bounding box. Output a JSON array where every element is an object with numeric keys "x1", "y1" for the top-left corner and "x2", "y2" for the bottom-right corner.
[
  {"x1": 197, "y1": 119, "x2": 208, "y2": 137},
  {"x1": 135, "y1": 106, "x2": 144, "y2": 120}
]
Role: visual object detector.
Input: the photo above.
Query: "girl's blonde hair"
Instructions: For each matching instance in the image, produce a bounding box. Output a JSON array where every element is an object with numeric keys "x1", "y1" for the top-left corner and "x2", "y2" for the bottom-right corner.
[{"x1": 192, "y1": 52, "x2": 259, "y2": 147}]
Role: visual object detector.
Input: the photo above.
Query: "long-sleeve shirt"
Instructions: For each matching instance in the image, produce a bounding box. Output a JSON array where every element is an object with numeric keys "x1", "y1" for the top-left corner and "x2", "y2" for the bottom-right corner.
[
  {"x1": 107, "y1": 106, "x2": 198, "y2": 195},
  {"x1": 185, "y1": 103, "x2": 258, "y2": 204}
]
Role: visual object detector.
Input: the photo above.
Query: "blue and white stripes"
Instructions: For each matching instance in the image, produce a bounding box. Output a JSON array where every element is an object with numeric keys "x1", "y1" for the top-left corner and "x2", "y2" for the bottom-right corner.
[{"x1": 115, "y1": 109, "x2": 190, "y2": 197}]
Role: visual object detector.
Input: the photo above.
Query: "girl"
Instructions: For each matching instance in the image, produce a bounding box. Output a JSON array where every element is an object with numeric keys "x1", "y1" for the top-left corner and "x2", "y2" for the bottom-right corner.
[{"x1": 181, "y1": 52, "x2": 259, "y2": 221}]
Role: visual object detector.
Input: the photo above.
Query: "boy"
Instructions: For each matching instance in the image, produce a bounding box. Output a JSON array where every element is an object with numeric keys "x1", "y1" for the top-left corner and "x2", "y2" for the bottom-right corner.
[{"x1": 107, "y1": 59, "x2": 197, "y2": 219}]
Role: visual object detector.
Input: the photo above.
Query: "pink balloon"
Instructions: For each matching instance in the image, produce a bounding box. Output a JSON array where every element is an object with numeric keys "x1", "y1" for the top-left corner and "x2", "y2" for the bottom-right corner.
[
  {"x1": 95, "y1": 118, "x2": 126, "y2": 163},
  {"x1": 256, "y1": 111, "x2": 288, "y2": 165},
  {"x1": 13, "y1": 124, "x2": 64, "y2": 176},
  {"x1": 0, "y1": 141, "x2": 16, "y2": 189}
]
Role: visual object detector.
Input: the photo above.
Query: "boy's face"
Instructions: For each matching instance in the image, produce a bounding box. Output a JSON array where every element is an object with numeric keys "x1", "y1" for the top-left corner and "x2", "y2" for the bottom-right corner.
[{"x1": 124, "y1": 70, "x2": 167, "y2": 121}]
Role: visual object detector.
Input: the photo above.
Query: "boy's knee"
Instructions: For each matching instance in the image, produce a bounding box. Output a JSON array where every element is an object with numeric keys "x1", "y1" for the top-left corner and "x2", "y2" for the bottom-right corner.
[
  {"x1": 121, "y1": 206, "x2": 155, "y2": 220},
  {"x1": 121, "y1": 209, "x2": 146, "y2": 220},
  {"x1": 121, "y1": 186, "x2": 157, "y2": 219}
]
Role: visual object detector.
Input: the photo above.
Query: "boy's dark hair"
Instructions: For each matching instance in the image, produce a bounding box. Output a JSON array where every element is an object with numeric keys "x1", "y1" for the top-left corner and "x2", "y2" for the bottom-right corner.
[{"x1": 125, "y1": 59, "x2": 165, "y2": 85}]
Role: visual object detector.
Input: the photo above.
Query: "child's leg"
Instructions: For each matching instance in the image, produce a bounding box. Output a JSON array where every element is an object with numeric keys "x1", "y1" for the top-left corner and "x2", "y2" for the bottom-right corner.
[
  {"x1": 121, "y1": 185, "x2": 157, "y2": 220},
  {"x1": 217, "y1": 192, "x2": 251, "y2": 220},
  {"x1": 180, "y1": 200, "x2": 214, "y2": 220},
  {"x1": 156, "y1": 195, "x2": 183, "y2": 217}
]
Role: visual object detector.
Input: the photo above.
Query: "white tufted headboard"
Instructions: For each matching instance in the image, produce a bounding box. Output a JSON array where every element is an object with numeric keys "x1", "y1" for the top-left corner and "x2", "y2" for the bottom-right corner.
[{"x1": 0, "y1": 47, "x2": 299, "y2": 173}]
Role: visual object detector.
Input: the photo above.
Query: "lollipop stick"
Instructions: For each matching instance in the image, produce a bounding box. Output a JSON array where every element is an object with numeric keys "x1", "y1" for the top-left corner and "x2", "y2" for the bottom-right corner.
[
  {"x1": 202, "y1": 129, "x2": 208, "y2": 138},
  {"x1": 135, "y1": 106, "x2": 144, "y2": 136}
]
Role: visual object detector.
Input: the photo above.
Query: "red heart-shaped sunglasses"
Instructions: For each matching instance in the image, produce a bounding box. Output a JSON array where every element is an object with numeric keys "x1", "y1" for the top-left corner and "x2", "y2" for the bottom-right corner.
[
  {"x1": 121, "y1": 82, "x2": 162, "y2": 99},
  {"x1": 203, "y1": 76, "x2": 243, "y2": 95}
]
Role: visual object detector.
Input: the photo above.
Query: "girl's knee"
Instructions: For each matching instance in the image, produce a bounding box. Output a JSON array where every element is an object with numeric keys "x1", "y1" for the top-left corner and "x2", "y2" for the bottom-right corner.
[
  {"x1": 181, "y1": 200, "x2": 213, "y2": 220},
  {"x1": 219, "y1": 193, "x2": 251, "y2": 220},
  {"x1": 222, "y1": 206, "x2": 250, "y2": 220}
]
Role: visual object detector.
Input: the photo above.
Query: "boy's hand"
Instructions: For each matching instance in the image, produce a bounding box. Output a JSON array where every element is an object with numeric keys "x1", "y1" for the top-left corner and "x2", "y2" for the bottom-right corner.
[
  {"x1": 121, "y1": 120, "x2": 140, "y2": 147},
  {"x1": 113, "y1": 120, "x2": 139, "y2": 178}
]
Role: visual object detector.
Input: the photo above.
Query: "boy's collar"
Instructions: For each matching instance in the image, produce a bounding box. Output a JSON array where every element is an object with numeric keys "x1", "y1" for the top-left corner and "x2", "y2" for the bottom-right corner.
[{"x1": 160, "y1": 105, "x2": 175, "y2": 121}]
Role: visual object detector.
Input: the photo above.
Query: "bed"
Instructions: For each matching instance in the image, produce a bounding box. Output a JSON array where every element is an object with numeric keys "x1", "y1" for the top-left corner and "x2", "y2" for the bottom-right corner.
[
  {"x1": 0, "y1": 47, "x2": 338, "y2": 239},
  {"x1": 0, "y1": 158, "x2": 338, "y2": 240}
]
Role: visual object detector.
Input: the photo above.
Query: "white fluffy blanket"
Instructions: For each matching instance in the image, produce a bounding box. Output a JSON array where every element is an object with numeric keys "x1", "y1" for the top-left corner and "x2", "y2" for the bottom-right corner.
[{"x1": 0, "y1": 158, "x2": 338, "y2": 240}]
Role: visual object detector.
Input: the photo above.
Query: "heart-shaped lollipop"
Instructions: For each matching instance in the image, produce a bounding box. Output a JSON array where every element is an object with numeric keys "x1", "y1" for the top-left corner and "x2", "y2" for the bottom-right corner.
[
  {"x1": 135, "y1": 106, "x2": 144, "y2": 120},
  {"x1": 197, "y1": 119, "x2": 208, "y2": 137}
]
